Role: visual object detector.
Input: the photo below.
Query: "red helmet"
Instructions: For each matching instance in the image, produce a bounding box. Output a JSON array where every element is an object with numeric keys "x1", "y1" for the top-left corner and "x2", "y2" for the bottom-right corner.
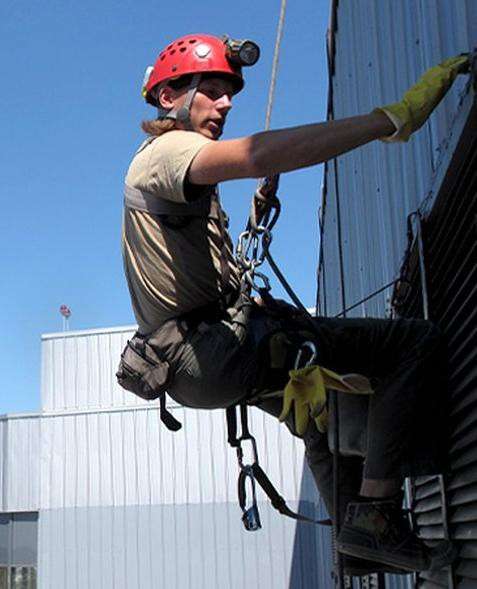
[{"x1": 143, "y1": 34, "x2": 258, "y2": 105}]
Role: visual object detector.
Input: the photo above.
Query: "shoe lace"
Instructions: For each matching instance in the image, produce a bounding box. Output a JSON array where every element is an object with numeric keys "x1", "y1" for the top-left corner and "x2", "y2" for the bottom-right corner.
[{"x1": 377, "y1": 503, "x2": 421, "y2": 548}]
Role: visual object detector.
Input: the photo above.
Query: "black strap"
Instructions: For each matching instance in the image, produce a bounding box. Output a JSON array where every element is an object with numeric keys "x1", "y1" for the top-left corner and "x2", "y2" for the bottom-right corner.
[
  {"x1": 160, "y1": 394, "x2": 182, "y2": 431},
  {"x1": 124, "y1": 183, "x2": 217, "y2": 218},
  {"x1": 226, "y1": 404, "x2": 254, "y2": 445},
  {"x1": 227, "y1": 404, "x2": 331, "y2": 527},
  {"x1": 249, "y1": 463, "x2": 331, "y2": 526},
  {"x1": 214, "y1": 191, "x2": 232, "y2": 297},
  {"x1": 226, "y1": 406, "x2": 239, "y2": 447},
  {"x1": 240, "y1": 404, "x2": 252, "y2": 438}
]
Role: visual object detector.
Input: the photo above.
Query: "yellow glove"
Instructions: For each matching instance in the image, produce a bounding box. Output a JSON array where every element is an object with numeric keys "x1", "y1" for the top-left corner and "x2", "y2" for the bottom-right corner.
[
  {"x1": 375, "y1": 54, "x2": 470, "y2": 142},
  {"x1": 279, "y1": 366, "x2": 373, "y2": 435}
]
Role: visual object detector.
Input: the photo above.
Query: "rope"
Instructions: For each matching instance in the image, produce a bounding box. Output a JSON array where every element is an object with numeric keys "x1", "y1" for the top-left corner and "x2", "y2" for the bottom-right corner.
[
  {"x1": 334, "y1": 279, "x2": 399, "y2": 318},
  {"x1": 264, "y1": 0, "x2": 288, "y2": 131}
]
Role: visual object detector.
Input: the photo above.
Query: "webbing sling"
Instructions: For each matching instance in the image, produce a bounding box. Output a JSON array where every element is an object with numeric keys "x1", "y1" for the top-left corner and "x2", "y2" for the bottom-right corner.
[{"x1": 226, "y1": 404, "x2": 331, "y2": 530}]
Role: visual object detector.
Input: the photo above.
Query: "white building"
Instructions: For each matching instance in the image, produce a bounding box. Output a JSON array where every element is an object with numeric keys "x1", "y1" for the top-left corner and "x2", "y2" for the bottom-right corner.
[{"x1": 1, "y1": 325, "x2": 333, "y2": 588}]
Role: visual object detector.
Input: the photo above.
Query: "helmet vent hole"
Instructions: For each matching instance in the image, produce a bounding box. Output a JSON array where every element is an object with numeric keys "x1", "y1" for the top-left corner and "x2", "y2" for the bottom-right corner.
[
  {"x1": 167, "y1": 44, "x2": 173, "y2": 50},
  {"x1": 177, "y1": 40, "x2": 184, "y2": 45},
  {"x1": 160, "y1": 55, "x2": 165, "y2": 61},
  {"x1": 189, "y1": 39, "x2": 197, "y2": 44},
  {"x1": 179, "y1": 47, "x2": 186, "y2": 53},
  {"x1": 170, "y1": 49, "x2": 176, "y2": 55}
]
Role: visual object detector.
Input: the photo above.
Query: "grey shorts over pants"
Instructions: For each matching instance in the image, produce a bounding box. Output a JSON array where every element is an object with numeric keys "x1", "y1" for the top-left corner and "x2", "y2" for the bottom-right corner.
[{"x1": 164, "y1": 304, "x2": 446, "y2": 519}]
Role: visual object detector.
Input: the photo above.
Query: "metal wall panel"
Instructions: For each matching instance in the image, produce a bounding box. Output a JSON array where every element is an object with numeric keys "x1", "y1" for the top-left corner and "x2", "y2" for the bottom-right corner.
[
  {"x1": 0, "y1": 420, "x2": 4, "y2": 512},
  {"x1": 320, "y1": 0, "x2": 474, "y2": 318},
  {"x1": 38, "y1": 501, "x2": 332, "y2": 589},
  {"x1": 38, "y1": 403, "x2": 311, "y2": 508},
  {"x1": 393, "y1": 105, "x2": 477, "y2": 588},
  {"x1": 321, "y1": 2, "x2": 476, "y2": 588},
  {"x1": 36, "y1": 328, "x2": 334, "y2": 587},
  {"x1": 0, "y1": 415, "x2": 40, "y2": 512},
  {"x1": 41, "y1": 326, "x2": 139, "y2": 411}
]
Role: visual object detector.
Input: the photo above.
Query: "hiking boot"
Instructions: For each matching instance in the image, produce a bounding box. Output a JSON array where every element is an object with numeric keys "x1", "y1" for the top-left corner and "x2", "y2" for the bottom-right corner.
[
  {"x1": 342, "y1": 555, "x2": 410, "y2": 577},
  {"x1": 337, "y1": 500, "x2": 430, "y2": 572}
]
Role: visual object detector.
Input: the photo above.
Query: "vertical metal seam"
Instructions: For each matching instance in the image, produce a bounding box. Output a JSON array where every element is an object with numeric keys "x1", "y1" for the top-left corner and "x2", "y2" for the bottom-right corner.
[
  {"x1": 2, "y1": 420, "x2": 8, "y2": 511},
  {"x1": 209, "y1": 411, "x2": 220, "y2": 589},
  {"x1": 145, "y1": 412, "x2": 153, "y2": 589},
  {"x1": 184, "y1": 408, "x2": 192, "y2": 589},
  {"x1": 133, "y1": 410, "x2": 140, "y2": 589},
  {"x1": 171, "y1": 411, "x2": 178, "y2": 588}
]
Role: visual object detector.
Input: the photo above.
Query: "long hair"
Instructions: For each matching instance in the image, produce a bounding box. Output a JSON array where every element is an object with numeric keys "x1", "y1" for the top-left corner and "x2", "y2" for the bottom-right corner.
[
  {"x1": 141, "y1": 118, "x2": 175, "y2": 136},
  {"x1": 141, "y1": 75, "x2": 193, "y2": 137}
]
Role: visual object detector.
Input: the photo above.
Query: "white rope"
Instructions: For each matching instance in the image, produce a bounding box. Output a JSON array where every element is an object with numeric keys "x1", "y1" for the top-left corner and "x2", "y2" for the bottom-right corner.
[{"x1": 264, "y1": 0, "x2": 288, "y2": 131}]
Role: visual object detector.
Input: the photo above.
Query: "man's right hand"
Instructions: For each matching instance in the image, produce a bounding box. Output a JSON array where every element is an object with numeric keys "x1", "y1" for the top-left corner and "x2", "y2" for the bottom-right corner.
[{"x1": 375, "y1": 54, "x2": 470, "y2": 143}]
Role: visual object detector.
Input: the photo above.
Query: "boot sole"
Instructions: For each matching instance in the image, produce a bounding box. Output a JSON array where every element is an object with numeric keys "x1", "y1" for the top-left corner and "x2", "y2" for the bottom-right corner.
[{"x1": 338, "y1": 541, "x2": 429, "y2": 573}]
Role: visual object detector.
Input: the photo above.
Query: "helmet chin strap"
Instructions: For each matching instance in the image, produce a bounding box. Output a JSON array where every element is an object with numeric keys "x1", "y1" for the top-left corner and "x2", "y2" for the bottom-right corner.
[{"x1": 157, "y1": 74, "x2": 201, "y2": 130}]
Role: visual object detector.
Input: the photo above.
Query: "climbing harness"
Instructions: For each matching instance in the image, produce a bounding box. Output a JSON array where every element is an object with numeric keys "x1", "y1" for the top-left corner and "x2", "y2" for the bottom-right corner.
[{"x1": 227, "y1": 0, "x2": 339, "y2": 533}]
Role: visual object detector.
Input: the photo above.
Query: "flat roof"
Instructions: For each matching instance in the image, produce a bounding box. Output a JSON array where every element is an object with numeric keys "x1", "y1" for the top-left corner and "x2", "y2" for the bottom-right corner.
[{"x1": 41, "y1": 324, "x2": 136, "y2": 341}]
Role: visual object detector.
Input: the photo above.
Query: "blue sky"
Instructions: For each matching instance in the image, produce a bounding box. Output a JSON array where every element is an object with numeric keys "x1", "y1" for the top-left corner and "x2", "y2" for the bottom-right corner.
[{"x1": 1, "y1": 0, "x2": 330, "y2": 413}]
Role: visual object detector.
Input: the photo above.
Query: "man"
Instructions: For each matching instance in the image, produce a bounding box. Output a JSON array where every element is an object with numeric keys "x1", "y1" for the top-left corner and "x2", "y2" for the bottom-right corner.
[{"x1": 122, "y1": 33, "x2": 469, "y2": 575}]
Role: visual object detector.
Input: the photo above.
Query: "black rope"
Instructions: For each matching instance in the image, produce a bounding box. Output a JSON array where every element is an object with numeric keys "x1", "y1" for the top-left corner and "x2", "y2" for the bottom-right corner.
[
  {"x1": 333, "y1": 279, "x2": 399, "y2": 318},
  {"x1": 265, "y1": 251, "x2": 311, "y2": 315},
  {"x1": 316, "y1": 192, "x2": 327, "y2": 317},
  {"x1": 326, "y1": 30, "x2": 344, "y2": 589}
]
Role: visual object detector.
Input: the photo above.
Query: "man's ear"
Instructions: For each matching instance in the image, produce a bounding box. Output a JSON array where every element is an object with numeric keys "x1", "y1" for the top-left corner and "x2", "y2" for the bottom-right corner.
[{"x1": 158, "y1": 86, "x2": 176, "y2": 110}]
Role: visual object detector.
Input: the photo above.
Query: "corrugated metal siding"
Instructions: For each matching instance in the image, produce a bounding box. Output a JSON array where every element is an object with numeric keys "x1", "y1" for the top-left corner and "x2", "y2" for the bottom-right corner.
[
  {"x1": 320, "y1": 0, "x2": 475, "y2": 318},
  {"x1": 394, "y1": 105, "x2": 477, "y2": 588},
  {"x1": 321, "y1": 2, "x2": 476, "y2": 588},
  {"x1": 38, "y1": 501, "x2": 332, "y2": 589},
  {"x1": 41, "y1": 326, "x2": 138, "y2": 411},
  {"x1": 0, "y1": 415, "x2": 40, "y2": 512},
  {"x1": 0, "y1": 323, "x2": 336, "y2": 586},
  {"x1": 35, "y1": 328, "x2": 334, "y2": 588},
  {"x1": 38, "y1": 405, "x2": 310, "y2": 509},
  {"x1": 0, "y1": 420, "x2": 4, "y2": 512}
]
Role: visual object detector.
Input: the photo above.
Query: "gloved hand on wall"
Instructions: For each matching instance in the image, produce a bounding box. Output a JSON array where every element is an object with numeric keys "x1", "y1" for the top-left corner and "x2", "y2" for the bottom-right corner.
[{"x1": 375, "y1": 54, "x2": 470, "y2": 142}]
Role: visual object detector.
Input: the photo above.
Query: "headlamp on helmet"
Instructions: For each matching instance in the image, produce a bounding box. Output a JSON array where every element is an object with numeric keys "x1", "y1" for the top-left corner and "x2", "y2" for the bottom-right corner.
[{"x1": 223, "y1": 35, "x2": 260, "y2": 67}]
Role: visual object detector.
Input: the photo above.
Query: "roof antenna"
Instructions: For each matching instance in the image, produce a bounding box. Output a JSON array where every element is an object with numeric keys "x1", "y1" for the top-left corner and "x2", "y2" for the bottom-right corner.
[{"x1": 59, "y1": 305, "x2": 71, "y2": 331}]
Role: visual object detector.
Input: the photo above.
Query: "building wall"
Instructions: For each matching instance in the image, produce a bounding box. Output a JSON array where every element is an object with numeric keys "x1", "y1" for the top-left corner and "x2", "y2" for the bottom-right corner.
[
  {"x1": 320, "y1": 0, "x2": 476, "y2": 318},
  {"x1": 0, "y1": 415, "x2": 40, "y2": 513},
  {"x1": 0, "y1": 327, "x2": 335, "y2": 588},
  {"x1": 321, "y1": 2, "x2": 477, "y2": 588},
  {"x1": 41, "y1": 326, "x2": 136, "y2": 411}
]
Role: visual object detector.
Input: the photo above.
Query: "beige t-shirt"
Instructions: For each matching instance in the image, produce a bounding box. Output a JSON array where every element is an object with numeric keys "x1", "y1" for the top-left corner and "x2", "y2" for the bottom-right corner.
[{"x1": 122, "y1": 130, "x2": 241, "y2": 334}]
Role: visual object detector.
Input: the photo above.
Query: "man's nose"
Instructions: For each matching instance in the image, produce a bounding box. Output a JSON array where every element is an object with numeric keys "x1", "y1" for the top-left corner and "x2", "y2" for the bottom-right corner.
[{"x1": 216, "y1": 93, "x2": 233, "y2": 112}]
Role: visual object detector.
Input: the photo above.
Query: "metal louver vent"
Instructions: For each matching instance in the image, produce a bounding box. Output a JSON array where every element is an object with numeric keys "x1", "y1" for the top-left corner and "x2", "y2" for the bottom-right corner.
[{"x1": 393, "y1": 100, "x2": 477, "y2": 588}]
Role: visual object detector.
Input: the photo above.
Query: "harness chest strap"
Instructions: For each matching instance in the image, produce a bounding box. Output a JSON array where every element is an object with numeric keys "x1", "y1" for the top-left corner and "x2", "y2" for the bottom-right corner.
[
  {"x1": 124, "y1": 183, "x2": 217, "y2": 217},
  {"x1": 124, "y1": 183, "x2": 231, "y2": 293}
]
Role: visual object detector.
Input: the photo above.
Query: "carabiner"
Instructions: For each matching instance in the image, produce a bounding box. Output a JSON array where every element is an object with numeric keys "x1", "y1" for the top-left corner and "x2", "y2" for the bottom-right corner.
[
  {"x1": 244, "y1": 270, "x2": 271, "y2": 293},
  {"x1": 294, "y1": 341, "x2": 317, "y2": 369}
]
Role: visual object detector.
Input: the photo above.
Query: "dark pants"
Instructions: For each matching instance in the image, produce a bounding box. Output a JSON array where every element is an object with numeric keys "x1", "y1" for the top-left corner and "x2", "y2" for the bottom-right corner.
[{"x1": 166, "y1": 308, "x2": 446, "y2": 519}]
